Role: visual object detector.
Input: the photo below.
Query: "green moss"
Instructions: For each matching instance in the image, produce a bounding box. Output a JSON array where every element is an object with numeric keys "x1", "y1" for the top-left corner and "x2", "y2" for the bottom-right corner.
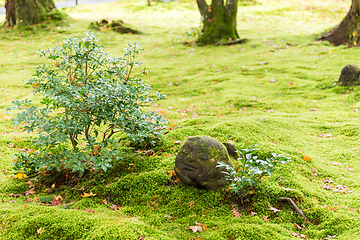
[{"x1": 1, "y1": 0, "x2": 360, "y2": 238}]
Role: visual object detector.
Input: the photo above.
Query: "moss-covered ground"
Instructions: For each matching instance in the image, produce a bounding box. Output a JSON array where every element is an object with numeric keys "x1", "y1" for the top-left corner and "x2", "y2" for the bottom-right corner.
[{"x1": 1, "y1": 0, "x2": 360, "y2": 239}]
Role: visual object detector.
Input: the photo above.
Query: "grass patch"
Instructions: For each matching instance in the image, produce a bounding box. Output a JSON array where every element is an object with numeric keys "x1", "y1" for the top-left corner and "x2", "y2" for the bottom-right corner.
[{"x1": 1, "y1": 0, "x2": 360, "y2": 239}]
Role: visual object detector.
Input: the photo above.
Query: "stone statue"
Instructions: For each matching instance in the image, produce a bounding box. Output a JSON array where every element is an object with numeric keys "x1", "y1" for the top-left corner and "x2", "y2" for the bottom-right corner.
[
  {"x1": 174, "y1": 136, "x2": 234, "y2": 190},
  {"x1": 337, "y1": 64, "x2": 360, "y2": 86}
]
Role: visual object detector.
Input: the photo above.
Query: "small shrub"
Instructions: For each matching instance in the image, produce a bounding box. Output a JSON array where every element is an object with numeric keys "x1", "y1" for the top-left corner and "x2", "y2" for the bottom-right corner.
[
  {"x1": 8, "y1": 32, "x2": 167, "y2": 175},
  {"x1": 217, "y1": 145, "x2": 291, "y2": 205}
]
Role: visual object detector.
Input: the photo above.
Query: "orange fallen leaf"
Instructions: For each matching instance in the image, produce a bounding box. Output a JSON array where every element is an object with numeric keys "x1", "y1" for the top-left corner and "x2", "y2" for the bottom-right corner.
[
  {"x1": 81, "y1": 191, "x2": 97, "y2": 198},
  {"x1": 167, "y1": 170, "x2": 176, "y2": 178},
  {"x1": 294, "y1": 223, "x2": 305, "y2": 231}
]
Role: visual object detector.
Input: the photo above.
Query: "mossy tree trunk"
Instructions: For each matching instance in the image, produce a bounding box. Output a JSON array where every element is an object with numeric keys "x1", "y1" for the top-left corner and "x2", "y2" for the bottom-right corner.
[
  {"x1": 5, "y1": 0, "x2": 56, "y2": 27},
  {"x1": 320, "y1": 0, "x2": 360, "y2": 46},
  {"x1": 196, "y1": 0, "x2": 240, "y2": 45}
]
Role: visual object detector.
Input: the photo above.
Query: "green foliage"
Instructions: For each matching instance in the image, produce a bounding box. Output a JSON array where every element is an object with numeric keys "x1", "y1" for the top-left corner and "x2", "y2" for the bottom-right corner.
[
  {"x1": 7, "y1": 32, "x2": 167, "y2": 175},
  {"x1": 217, "y1": 145, "x2": 291, "y2": 204}
]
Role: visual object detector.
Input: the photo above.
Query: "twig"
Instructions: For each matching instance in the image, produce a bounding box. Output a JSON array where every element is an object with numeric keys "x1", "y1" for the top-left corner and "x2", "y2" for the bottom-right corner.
[{"x1": 278, "y1": 197, "x2": 311, "y2": 223}]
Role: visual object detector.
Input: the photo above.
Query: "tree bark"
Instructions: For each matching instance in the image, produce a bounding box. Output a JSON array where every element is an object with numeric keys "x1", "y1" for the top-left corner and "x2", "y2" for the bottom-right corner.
[
  {"x1": 196, "y1": 0, "x2": 240, "y2": 45},
  {"x1": 5, "y1": 0, "x2": 57, "y2": 27},
  {"x1": 320, "y1": 0, "x2": 360, "y2": 46}
]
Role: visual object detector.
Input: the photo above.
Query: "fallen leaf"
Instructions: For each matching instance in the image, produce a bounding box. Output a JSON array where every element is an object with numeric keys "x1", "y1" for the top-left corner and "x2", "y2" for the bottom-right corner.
[
  {"x1": 269, "y1": 206, "x2": 281, "y2": 213},
  {"x1": 26, "y1": 181, "x2": 35, "y2": 188},
  {"x1": 164, "y1": 214, "x2": 172, "y2": 219},
  {"x1": 110, "y1": 204, "x2": 122, "y2": 211},
  {"x1": 188, "y1": 201, "x2": 194, "y2": 208},
  {"x1": 14, "y1": 172, "x2": 27, "y2": 180},
  {"x1": 325, "y1": 235, "x2": 336, "y2": 240},
  {"x1": 37, "y1": 227, "x2": 45, "y2": 235},
  {"x1": 263, "y1": 215, "x2": 269, "y2": 221},
  {"x1": 139, "y1": 236, "x2": 146, "y2": 240},
  {"x1": 8, "y1": 193, "x2": 20, "y2": 197},
  {"x1": 250, "y1": 211, "x2": 257, "y2": 216},
  {"x1": 231, "y1": 208, "x2": 241, "y2": 218},
  {"x1": 144, "y1": 150, "x2": 153, "y2": 156},
  {"x1": 294, "y1": 223, "x2": 305, "y2": 231},
  {"x1": 318, "y1": 134, "x2": 333, "y2": 138},
  {"x1": 322, "y1": 178, "x2": 334, "y2": 183},
  {"x1": 81, "y1": 191, "x2": 97, "y2": 198},
  {"x1": 309, "y1": 108, "x2": 318, "y2": 111},
  {"x1": 84, "y1": 209, "x2": 94, "y2": 214},
  {"x1": 102, "y1": 199, "x2": 108, "y2": 205},
  {"x1": 167, "y1": 170, "x2": 176, "y2": 178},
  {"x1": 25, "y1": 188, "x2": 36, "y2": 196},
  {"x1": 321, "y1": 184, "x2": 333, "y2": 190},
  {"x1": 188, "y1": 225, "x2": 202, "y2": 232},
  {"x1": 290, "y1": 232, "x2": 306, "y2": 239},
  {"x1": 303, "y1": 155, "x2": 312, "y2": 161},
  {"x1": 47, "y1": 196, "x2": 63, "y2": 206}
]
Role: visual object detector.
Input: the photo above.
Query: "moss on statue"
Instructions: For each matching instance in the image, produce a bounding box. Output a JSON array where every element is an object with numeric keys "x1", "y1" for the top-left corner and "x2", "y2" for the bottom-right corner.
[
  {"x1": 174, "y1": 136, "x2": 233, "y2": 190},
  {"x1": 337, "y1": 64, "x2": 360, "y2": 86}
]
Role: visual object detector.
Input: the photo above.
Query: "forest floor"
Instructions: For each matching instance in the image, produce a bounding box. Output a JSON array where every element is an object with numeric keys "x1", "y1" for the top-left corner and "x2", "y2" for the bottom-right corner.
[{"x1": 1, "y1": 0, "x2": 360, "y2": 239}]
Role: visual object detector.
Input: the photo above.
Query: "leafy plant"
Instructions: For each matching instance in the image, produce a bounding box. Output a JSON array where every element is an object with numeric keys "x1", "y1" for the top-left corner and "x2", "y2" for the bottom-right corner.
[
  {"x1": 8, "y1": 32, "x2": 167, "y2": 175},
  {"x1": 217, "y1": 145, "x2": 291, "y2": 205}
]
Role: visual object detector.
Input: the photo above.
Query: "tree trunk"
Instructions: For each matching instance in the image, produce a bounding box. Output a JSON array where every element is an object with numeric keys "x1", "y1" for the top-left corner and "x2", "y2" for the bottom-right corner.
[
  {"x1": 5, "y1": 0, "x2": 57, "y2": 27},
  {"x1": 320, "y1": 0, "x2": 360, "y2": 46},
  {"x1": 196, "y1": 0, "x2": 240, "y2": 45}
]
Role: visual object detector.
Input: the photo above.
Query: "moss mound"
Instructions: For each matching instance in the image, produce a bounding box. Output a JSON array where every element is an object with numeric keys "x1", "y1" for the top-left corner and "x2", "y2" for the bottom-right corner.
[{"x1": 89, "y1": 19, "x2": 140, "y2": 34}]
